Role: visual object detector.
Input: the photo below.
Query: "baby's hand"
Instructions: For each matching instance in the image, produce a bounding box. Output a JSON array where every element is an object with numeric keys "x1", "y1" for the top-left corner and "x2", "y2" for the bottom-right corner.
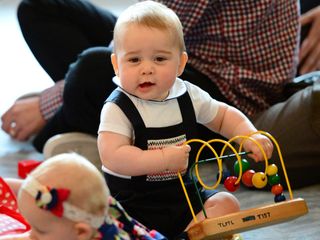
[
  {"x1": 243, "y1": 134, "x2": 273, "y2": 162},
  {"x1": 162, "y1": 145, "x2": 191, "y2": 172}
]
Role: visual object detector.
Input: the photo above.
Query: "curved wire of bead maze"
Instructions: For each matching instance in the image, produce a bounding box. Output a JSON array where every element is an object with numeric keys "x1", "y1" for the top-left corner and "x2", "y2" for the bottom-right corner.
[{"x1": 177, "y1": 130, "x2": 307, "y2": 239}]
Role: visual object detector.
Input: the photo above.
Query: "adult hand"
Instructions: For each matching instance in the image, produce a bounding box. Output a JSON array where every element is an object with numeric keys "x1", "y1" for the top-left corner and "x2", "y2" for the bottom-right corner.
[
  {"x1": 1, "y1": 96, "x2": 46, "y2": 141},
  {"x1": 299, "y1": 6, "x2": 320, "y2": 74}
]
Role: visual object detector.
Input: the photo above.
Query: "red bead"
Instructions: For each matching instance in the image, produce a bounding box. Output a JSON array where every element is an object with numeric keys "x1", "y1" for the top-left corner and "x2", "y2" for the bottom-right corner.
[
  {"x1": 241, "y1": 169, "x2": 255, "y2": 187},
  {"x1": 224, "y1": 176, "x2": 240, "y2": 192},
  {"x1": 216, "y1": 169, "x2": 231, "y2": 184},
  {"x1": 271, "y1": 184, "x2": 283, "y2": 195}
]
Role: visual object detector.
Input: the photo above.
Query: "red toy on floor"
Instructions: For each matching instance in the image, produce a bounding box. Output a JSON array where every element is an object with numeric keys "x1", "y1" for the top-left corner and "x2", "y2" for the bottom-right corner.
[{"x1": 17, "y1": 160, "x2": 42, "y2": 179}]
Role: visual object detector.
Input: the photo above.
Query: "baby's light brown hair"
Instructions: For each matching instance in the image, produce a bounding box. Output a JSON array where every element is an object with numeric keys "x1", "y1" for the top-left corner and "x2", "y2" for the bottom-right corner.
[{"x1": 113, "y1": 0, "x2": 186, "y2": 53}]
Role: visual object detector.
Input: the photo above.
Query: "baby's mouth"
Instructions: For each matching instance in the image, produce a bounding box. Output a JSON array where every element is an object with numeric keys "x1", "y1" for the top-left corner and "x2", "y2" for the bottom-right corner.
[{"x1": 139, "y1": 82, "x2": 155, "y2": 88}]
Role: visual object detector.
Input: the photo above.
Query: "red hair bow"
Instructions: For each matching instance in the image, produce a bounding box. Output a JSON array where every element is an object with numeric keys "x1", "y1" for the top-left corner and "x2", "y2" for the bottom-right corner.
[{"x1": 35, "y1": 187, "x2": 70, "y2": 218}]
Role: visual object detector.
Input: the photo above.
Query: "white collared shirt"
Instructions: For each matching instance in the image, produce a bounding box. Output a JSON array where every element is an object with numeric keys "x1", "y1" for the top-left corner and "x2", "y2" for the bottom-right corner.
[{"x1": 98, "y1": 77, "x2": 219, "y2": 138}]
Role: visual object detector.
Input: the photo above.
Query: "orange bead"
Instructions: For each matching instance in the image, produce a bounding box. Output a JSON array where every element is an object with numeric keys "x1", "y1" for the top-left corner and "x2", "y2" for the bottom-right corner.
[{"x1": 271, "y1": 184, "x2": 283, "y2": 195}]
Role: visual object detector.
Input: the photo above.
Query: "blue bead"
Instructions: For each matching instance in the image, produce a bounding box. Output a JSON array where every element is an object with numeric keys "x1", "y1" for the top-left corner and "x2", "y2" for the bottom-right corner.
[{"x1": 274, "y1": 193, "x2": 286, "y2": 203}]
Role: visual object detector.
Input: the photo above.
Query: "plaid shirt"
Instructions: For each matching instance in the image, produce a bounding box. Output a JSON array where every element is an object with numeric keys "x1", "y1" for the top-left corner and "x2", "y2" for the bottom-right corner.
[
  {"x1": 39, "y1": 80, "x2": 64, "y2": 120},
  {"x1": 158, "y1": 0, "x2": 300, "y2": 117},
  {"x1": 39, "y1": 0, "x2": 300, "y2": 120}
]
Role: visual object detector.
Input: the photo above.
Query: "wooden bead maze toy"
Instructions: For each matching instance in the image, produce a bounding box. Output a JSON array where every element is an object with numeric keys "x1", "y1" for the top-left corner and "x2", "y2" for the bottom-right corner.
[{"x1": 178, "y1": 131, "x2": 308, "y2": 240}]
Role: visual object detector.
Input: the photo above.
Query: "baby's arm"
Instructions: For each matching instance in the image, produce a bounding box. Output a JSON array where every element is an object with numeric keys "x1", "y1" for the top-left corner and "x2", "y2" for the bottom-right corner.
[
  {"x1": 205, "y1": 102, "x2": 273, "y2": 161},
  {"x1": 98, "y1": 131, "x2": 191, "y2": 176}
]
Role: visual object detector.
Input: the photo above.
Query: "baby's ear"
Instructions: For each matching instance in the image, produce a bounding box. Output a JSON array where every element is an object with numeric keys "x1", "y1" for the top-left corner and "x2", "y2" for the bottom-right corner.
[
  {"x1": 74, "y1": 222, "x2": 94, "y2": 240},
  {"x1": 177, "y1": 52, "x2": 188, "y2": 76},
  {"x1": 111, "y1": 53, "x2": 119, "y2": 76}
]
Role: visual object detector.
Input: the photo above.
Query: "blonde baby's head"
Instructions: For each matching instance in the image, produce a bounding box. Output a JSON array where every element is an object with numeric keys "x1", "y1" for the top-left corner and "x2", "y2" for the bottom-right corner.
[
  {"x1": 111, "y1": 1, "x2": 188, "y2": 101},
  {"x1": 113, "y1": 0, "x2": 185, "y2": 53},
  {"x1": 18, "y1": 153, "x2": 109, "y2": 240}
]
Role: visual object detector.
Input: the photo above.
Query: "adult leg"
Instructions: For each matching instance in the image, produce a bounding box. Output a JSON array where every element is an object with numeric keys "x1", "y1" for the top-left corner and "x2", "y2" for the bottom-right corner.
[
  {"x1": 33, "y1": 47, "x2": 116, "y2": 151},
  {"x1": 17, "y1": 0, "x2": 116, "y2": 81},
  {"x1": 251, "y1": 81, "x2": 320, "y2": 188}
]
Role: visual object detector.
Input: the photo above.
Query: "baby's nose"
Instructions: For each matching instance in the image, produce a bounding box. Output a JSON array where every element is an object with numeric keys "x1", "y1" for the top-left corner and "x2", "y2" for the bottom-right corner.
[{"x1": 141, "y1": 62, "x2": 154, "y2": 75}]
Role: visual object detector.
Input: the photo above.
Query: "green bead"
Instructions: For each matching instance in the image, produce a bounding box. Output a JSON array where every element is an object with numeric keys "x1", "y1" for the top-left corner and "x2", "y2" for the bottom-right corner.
[
  {"x1": 268, "y1": 174, "x2": 280, "y2": 186},
  {"x1": 234, "y1": 158, "x2": 250, "y2": 175}
]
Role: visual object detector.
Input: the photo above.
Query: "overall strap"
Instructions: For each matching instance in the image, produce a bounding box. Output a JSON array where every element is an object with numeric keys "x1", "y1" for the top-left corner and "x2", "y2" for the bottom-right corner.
[
  {"x1": 177, "y1": 92, "x2": 198, "y2": 141},
  {"x1": 106, "y1": 90, "x2": 148, "y2": 148}
]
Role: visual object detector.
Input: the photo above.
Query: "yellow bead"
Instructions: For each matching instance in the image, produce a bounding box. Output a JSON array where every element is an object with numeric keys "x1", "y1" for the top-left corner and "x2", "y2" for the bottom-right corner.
[
  {"x1": 252, "y1": 172, "x2": 268, "y2": 189},
  {"x1": 266, "y1": 164, "x2": 278, "y2": 176}
]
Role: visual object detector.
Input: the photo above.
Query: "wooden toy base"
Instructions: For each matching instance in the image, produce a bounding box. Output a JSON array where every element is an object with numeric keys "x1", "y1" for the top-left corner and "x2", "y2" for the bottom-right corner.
[{"x1": 187, "y1": 198, "x2": 308, "y2": 240}]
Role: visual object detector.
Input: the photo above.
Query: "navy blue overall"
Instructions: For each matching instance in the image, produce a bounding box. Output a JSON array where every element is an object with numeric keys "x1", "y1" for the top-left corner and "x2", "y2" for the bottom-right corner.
[{"x1": 104, "y1": 90, "x2": 216, "y2": 239}]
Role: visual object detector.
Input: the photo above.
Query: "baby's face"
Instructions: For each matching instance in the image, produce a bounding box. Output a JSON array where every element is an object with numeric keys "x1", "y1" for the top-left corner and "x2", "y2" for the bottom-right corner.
[
  {"x1": 112, "y1": 24, "x2": 187, "y2": 101},
  {"x1": 18, "y1": 191, "x2": 78, "y2": 240}
]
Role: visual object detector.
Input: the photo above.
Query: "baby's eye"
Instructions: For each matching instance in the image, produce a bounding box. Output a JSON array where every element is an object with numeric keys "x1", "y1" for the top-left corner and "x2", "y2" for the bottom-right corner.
[
  {"x1": 128, "y1": 57, "x2": 140, "y2": 63},
  {"x1": 154, "y1": 56, "x2": 167, "y2": 62}
]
